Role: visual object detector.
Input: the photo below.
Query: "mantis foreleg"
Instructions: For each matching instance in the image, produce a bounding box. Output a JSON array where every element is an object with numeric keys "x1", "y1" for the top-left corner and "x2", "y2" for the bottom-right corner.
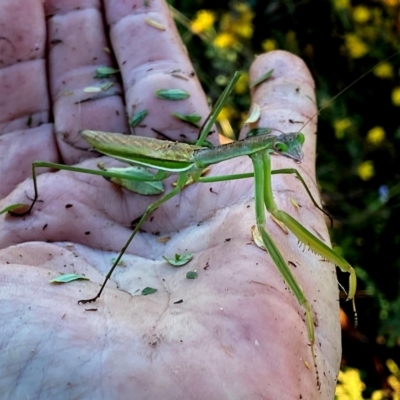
[{"x1": 250, "y1": 151, "x2": 320, "y2": 389}]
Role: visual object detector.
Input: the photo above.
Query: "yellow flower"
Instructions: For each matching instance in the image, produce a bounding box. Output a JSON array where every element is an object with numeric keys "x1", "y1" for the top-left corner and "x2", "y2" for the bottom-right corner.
[
  {"x1": 219, "y1": 4, "x2": 254, "y2": 39},
  {"x1": 334, "y1": 118, "x2": 352, "y2": 139},
  {"x1": 234, "y1": 2, "x2": 254, "y2": 19},
  {"x1": 261, "y1": 39, "x2": 277, "y2": 52},
  {"x1": 388, "y1": 375, "x2": 400, "y2": 393},
  {"x1": 392, "y1": 87, "x2": 400, "y2": 106},
  {"x1": 213, "y1": 32, "x2": 236, "y2": 48},
  {"x1": 353, "y1": 5, "x2": 371, "y2": 23},
  {"x1": 387, "y1": 359, "x2": 400, "y2": 375},
  {"x1": 371, "y1": 390, "x2": 386, "y2": 400},
  {"x1": 371, "y1": 360, "x2": 400, "y2": 399},
  {"x1": 358, "y1": 161, "x2": 375, "y2": 181},
  {"x1": 234, "y1": 73, "x2": 249, "y2": 94},
  {"x1": 335, "y1": 368, "x2": 366, "y2": 399},
  {"x1": 191, "y1": 10, "x2": 215, "y2": 34},
  {"x1": 234, "y1": 3, "x2": 254, "y2": 24},
  {"x1": 383, "y1": 0, "x2": 399, "y2": 6},
  {"x1": 217, "y1": 105, "x2": 236, "y2": 121},
  {"x1": 344, "y1": 34, "x2": 368, "y2": 59},
  {"x1": 333, "y1": 0, "x2": 350, "y2": 10},
  {"x1": 367, "y1": 126, "x2": 385, "y2": 145},
  {"x1": 233, "y1": 22, "x2": 253, "y2": 39},
  {"x1": 373, "y1": 62, "x2": 394, "y2": 78}
]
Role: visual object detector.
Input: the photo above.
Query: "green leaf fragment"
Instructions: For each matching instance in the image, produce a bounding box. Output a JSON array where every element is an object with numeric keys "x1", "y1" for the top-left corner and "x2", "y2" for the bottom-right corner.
[
  {"x1": 142, "y1": 287, "x2": 158, "y2": 296},
  {"x1": 110, "y1": 257, "x2": 125, "y2": 267},
  {"x1": 0, "y1": 203, "x2": 30, "y2": 215},
  {"x1": 145, "y1": 17, "x2": 166, "y2": 31},
  {"x1": 129, "y1": 110, "x2": 148, "y2": 128},
  {"x1": 250, "y1": 69, "x2": 274, "y2": 89},
  {"x1": 101, "y1": 81, "x2": 114, "y2": 91},
  {"x1": 251, "y1": 225, "x2": 266, "y2": 251},
  {"x1": 244, "y1": 103, "x2": 261, "y2": 124},
  {"x1": 155, "y1": 89, "x2": 190, "y2": 100},
  {"x1": 246, "y1": 127, "x2": 272, "y2": 137},
  {"x1": 163, "y1": 253, "x2": 193, "y2": 267},
  {"x1": 99, "y1": 165, "x2": 165, "y2": 195},
  {"x1": 94, "y1": 67, "x2": 119, "y2": 79},
  {"x1": 172, "y1": 112, "x2": 201, "y2": 127},
  {"x1": 83, "y1": 86, "x2": 101, "y2": 93},
  {"x1": 110, "y1": 176, "x2": 164, "y2": 195},
  {"x1": 27, "y1": 115, "x2": 32, "y2": 127},
  {"x1": 186, "y1": 271, "x2": 198, "y2": 279},
  {"x1": 50, "y1": 274, "x2": 89, "y2": 284}
]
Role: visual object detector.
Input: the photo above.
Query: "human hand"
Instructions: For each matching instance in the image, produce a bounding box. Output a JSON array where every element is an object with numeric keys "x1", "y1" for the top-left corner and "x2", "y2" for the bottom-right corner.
[{"x1": 0, "y1": 1, "x2": 340, "y2": 399}]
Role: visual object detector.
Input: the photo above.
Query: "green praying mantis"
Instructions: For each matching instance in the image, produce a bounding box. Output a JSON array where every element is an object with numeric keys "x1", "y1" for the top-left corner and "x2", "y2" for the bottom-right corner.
[{"x1": 1, "y1": 70, "x2": 356, "y2": 389}]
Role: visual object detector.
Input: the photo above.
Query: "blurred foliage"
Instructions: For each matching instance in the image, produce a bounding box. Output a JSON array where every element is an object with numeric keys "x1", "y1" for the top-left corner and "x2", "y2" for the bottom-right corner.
[{"x1": 169, "y1": 0, "x2": 400, "y2": 397}]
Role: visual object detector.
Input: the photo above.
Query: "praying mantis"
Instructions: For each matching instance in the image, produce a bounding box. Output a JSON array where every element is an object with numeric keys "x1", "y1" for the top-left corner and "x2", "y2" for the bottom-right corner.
[{"x1": 1, "y1": 68, "x2": 356, "y2": 391}]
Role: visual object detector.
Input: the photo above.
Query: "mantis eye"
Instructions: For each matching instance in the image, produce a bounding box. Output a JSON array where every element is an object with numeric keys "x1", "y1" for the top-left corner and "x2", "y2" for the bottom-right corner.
[
  {"x1": 274, "y1": 142, "x2": 288, "y2": 153},
  {"x1": 297, "y1": 132, "x2": 305, "y2": 144}
]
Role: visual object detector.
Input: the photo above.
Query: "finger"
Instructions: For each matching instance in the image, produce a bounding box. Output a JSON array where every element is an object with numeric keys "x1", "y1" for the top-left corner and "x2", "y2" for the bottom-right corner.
[
  {"x1": 48, "y1": 0, "x2": 216, "y2": 165},
  {"x1": 46, "y1": 0, "x2": 128, "y2": 164},
  {"x1": 248, "y1": 49, "x2": 317, "y2": 175},
  {"x1": 247, "y1": 50, "x2": 339, "y2": 397},
  {"x1": 165, "y1": 50, "x2": 339, "y2": 397},
  {"x1": 104, "y1": 0, "x2": 216, "y2": 143},
  {"x1": 0, "y1": 0, "x2": 58, "y2": 198}
]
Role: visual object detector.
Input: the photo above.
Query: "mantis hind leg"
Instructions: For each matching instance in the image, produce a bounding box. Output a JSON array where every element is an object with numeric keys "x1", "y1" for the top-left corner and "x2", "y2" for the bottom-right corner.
[
  {"x1": 270, "y1": 168, "x2": 333, "y2": 227},
  {"x1": 77, "y1": 171, "x2": 189, "y2": 304},
  {"x1": 261, "y1": 153, "x2": 357, "y2": 325},
  {"x1": 251, "y1": 151, "x2": 321, "y2": 390},
  {"x1": 6, "y1": 162, "x2": 41, "y2": 216},
  {"x1": 5, "y1": 161, "x2": 169, "y2": 217}
]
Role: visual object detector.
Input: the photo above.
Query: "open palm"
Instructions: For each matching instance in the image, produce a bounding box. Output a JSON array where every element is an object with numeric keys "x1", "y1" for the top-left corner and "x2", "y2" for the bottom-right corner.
[{"x1": 0, "y1": 1, "x2": 341, "y2": 399}]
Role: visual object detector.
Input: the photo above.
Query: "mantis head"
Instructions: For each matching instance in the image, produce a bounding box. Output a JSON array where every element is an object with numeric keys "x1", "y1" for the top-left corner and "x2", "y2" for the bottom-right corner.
[{"x1": 273, "y1": 132, "x2": 305, "y2": 162}]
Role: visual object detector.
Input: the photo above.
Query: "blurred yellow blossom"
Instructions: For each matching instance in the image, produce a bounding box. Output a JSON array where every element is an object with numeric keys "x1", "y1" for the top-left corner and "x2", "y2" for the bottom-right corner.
[
  {"x1": 383, "y1": 0, "x2": 399, "y2": 6},
  {"x1": 335, "y1": 368, "x2": 365, "y2": 399},
  {"x1": 392, "y1": 87, "x2": 400, "y2": 106},
  {"x1": 234, "y1": 2, "x2": 253, "y2": 18},
  {"x1": 214, "y1": 32, "x2": 236, "y2": 48},
  {"x1": 262, "y1": 39, "x2": 277, "y2": 52},
  {"x1": 367, "y1": 126, "x2": 385, "y2": 145},
  {"x1": 373, "y1": 62, "x2": 394, "y2": 78},
  {"x1": 344, "y1": 34, "x2": 368, "y2": 58},
  {"x1": 358, "y1": 161, "x2": 375, "y2": 181},
  {"x1": 231, "y1": 3, "x2": 254, "y2": 38},
  {"x1": 333, "y1": 0, "x2": 350, "y2": 10},
  {"x1": 218, "y1": 3, "x2": 254, "y2": 40},
  {"x1": 371, "y1": 389, "x2": 391, "y2": 400},
  {"x1": 217, "y1": 105, "x2": 236, "y2": 121},
  {"x1": 191, "y1": 10, "x2": 215, "y2": 34},
  {"x1": 234, "y1": 73, "x2": 249, "y2": 95},
  {"x1": 388, "y1": 375, "x2": 400, "y2": 393},
  {"x1": 334, "y1": 118, "x2": 352, "y2": 139},
  {"x1": 353, "y1": 5, "x2": 371, "y2": 23},
  {"x1": 371, "y1": 360, "x2": 400, "y2": 399},
  {"x1": 387, "y1": 359, "x2": 400, "y2": 375},
  {"x1": 233, "y1": 22, "x2": 253, "y2": 39}
]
